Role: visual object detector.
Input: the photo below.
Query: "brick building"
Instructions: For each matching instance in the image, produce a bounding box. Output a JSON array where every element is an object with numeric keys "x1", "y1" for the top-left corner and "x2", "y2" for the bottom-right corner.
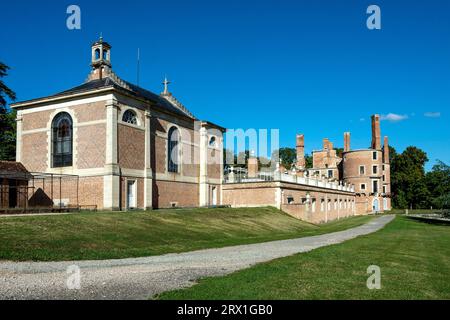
[
  {"x1": 222, "y1": 114, "x2": 391, "y2": 222},
  {"x1": 11, "y1": 38, "x2": 225, "y2": 210},
  {"x1": 10, "y1": 38, "x2": 390, "y2": 222}
]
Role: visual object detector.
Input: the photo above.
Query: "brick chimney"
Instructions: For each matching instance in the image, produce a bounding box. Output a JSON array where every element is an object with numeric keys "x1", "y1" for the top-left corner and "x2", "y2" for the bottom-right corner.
[
  {"x1": 247, "y1": 153, "x2": 259, "y2": 178},
  {"x1": 296, "y1": 134, "x2": 305, "y2": 168},
  {"x1": 371, "y1": 114, "x2": 381, "y2": 150},
  {"x1": 344, "y1": 132, "x2": 351, "y2": 152},
  {"x1": 323, "y1": 138, "x2": 333, "y2": 152},
  {"x1": 383, "y1": 136, "x2": 390, "y2": 164}
]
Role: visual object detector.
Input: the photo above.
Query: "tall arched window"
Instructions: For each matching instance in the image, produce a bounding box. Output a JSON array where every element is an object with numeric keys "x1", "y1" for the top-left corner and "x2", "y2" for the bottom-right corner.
[
  {"x1": 52, "y1": 112, "x2": 73, "y2": 168},
  {"x1": 168, "y1": 127, "x2": 180, "y2": 173},
  {"x1": 95, "y1": 48, "x2": 100, "y2": 60}
]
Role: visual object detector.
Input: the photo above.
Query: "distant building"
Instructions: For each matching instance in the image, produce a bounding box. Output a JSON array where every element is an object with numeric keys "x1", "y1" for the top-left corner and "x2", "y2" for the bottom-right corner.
[{"x1": 222, "y1": 115, "x2": 391, "y2": 223}]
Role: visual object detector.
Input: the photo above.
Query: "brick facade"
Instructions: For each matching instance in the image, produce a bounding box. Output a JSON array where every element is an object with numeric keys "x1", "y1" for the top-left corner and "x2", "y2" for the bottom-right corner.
[{"x1": 11, "y1": 39, "x2": 225, "y2": 211}]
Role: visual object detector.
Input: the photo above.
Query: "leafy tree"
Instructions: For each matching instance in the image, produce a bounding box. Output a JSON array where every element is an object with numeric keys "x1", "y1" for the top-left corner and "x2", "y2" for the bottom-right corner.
[
  {"x1": 277, "y1": 147, "x2": 296, "y2": 170},
  {"x1": 391, "y1": 146, "x2": 430, "y2": 209},
  {"x1": 426, "y1": 160, "x2": 450, "y2": 209},
  {"x1": 305, "y1": 153, "x2": 313, "y2": 168},
  {"x1": 0, "y1": 62, "x2": 16, "y2": 160}
]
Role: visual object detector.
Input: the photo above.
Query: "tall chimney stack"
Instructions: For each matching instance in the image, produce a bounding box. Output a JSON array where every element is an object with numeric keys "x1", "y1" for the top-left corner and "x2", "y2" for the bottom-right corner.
[
  {"x1": 344, "y1": 132, "x2": 351, "y2": 152},
  {"x1": 296, "y1": 134, "x2": 305, "y2": 168},
  {"x1": 371, "y1": 114, "x2": 381, "y2": 150},
  {"x1": 322, "y1": 138, "x2": 329, "y2": 150},
  {"x1": 383, "y1": 136, "x2": 390, "y2": 164},
  {"x1": 247, "y1": 151, "x2": 259, "y2": 178}
]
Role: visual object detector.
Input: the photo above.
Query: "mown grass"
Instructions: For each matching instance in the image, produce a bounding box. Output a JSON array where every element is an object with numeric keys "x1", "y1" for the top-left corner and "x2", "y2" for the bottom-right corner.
[
  {"x1": 158, "y1": 215, "x2": 450, "y2": 300},
  {"x1": 0, "y1": 207, "x2": 373, "y2": 262}
]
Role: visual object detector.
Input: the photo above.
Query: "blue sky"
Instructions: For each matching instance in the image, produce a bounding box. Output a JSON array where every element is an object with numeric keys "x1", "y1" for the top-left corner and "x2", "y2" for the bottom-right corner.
[{"x1": 1, "y1": 0, "x2": 449, "y2": 170}]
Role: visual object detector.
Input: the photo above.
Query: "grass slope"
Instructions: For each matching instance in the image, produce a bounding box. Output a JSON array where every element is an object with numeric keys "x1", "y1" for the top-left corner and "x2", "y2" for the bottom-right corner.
[
  {"x1": 0, "y1": 207, "x2": 372, "y2": 261},
  {"x1": 158, "y1": 216, "x2": 450, "y2": 300}
]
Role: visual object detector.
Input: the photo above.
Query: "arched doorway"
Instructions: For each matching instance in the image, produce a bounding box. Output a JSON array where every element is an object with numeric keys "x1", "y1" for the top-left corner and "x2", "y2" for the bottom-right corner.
[{"x1": 372, "y1": 198, "x2": 379, "y2": 212}]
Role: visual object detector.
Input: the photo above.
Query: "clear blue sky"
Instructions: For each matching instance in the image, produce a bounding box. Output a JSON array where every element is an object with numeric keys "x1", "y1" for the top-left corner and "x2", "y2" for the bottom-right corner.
[{"x1": 1, "y1": 0, "x2": 449, "y2": 170}]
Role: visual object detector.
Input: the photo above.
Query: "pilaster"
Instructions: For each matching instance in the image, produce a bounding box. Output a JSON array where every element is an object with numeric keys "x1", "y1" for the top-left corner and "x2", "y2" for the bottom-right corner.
[{"x1": 144, "y1": 110, "x2": 153, "y2": 210}]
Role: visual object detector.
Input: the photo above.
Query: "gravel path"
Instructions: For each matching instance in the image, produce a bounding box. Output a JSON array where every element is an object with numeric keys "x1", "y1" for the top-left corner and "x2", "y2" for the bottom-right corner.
[{"x1": 0, "y1": 215, "x2": 394, "y2": 300}]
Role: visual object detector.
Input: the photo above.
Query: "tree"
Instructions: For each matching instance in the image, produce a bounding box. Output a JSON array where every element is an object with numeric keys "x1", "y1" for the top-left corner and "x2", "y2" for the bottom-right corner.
[
  {"x1": 390, "y1": 146, "x2": 430, "y2": 209},
  {"x1": 426, "y1": 160, "x2": 450, "y2": 209},
  {"x1": 305, "y1": 153, "x2": 313, "y2": 168},
  {"x1": 277, "y1": 148, "x2": 296, "y2": 170},
  {"x1": 0, "y1": 62, "x2": 16, "y2": 160},
  {"x1": 335, "y1": 147, "x2": 344, "y2": 158},
  {"x1": 0, "y1": 63, "x2": 16, "y2": 108}
]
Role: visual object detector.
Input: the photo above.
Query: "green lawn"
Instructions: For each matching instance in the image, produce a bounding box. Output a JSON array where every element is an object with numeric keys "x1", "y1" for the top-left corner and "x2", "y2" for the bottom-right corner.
[
  {"x1": 158, "y1": 215, "x2": 450, "y2": 300},
  {"x1": 0, "y1": 207, "x2": 373, "y2": 262}
]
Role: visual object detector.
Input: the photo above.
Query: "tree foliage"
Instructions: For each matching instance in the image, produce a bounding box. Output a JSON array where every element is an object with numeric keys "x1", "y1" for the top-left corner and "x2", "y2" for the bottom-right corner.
[
  {"x1": 0, "y1": 62, "x2": 16, "y2": 160},
  {"x1": 390, "y1": 146, "x2": 449, "y2": 209},
  {"x1": 425, "y1": 160, "x2": 450, "y2": 209}
]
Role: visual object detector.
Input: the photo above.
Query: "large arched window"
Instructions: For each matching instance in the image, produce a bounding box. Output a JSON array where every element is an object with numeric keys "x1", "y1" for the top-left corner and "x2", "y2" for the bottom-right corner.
[
  {"x1": 52, "y1": 112, "x2": 73, "y2": 168},
  {"x1": 122, "y1": 109, "x2": 138, "y2": 125},
  {"x1": 168, "y1": 127, "x2": 180, "y2": 173}
]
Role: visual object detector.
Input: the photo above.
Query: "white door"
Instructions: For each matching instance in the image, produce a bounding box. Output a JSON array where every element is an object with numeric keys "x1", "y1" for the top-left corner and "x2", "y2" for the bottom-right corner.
[
  {"x1": 373, "y1": 198, "x2": 379, "y2": 213},
  {"x1": 212, "y1": 187, "x2": 217, "y2": 206},
  {"x1": 127, "y1": 180, "x2": 136, "y2": 209}
]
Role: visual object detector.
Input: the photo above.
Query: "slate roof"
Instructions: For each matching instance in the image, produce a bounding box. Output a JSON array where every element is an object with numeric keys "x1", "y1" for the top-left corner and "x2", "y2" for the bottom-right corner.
[{"x1": 13, "y1": 76, "x2": 196, "y2": 119}]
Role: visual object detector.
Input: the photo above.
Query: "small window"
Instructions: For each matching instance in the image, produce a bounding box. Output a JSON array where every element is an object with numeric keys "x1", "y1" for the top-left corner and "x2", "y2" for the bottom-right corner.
[
  {"x1": 383, "y1": 186, "x2": 387, "y2": 194},
  {"x1": 209, "y1": 136, "x2": 216, "y2": 147},
  {"x1": 287, "y1": 196, "x2": 294, "y2": 204},
  {"x1": 373, "y1": 180, "x2": 379, "y2": 193},
  {"x1": 122, "y1": 109, "x2": 138, "y2": 125},
  {"x1": 315, "y1": 171, "x2": 320, "y2": 176},
  {"x1": 382, "y1": 164, "x2": 385, "y2": 170},
  {"x1": 373, "y1": 151, "x2": 377, "y2": 160},
  {"x1": 359, "y1": 166, "x2": 365, "y2": 175},
  {"x1": 383, "y1": 175, "x2": 385, "y2": 182},
  {"x1": 361, "y1": 183, "x2": 366, "y2": 190},
  {"x1": 320, "y1": 199, "x2": 325, "y2": 212},
  {"x1": 328, "y1": 170, "x2": 333, "y2": 178},
  {"x1": 373, "y1": 165, "x2": 378, "y2": 174}
]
